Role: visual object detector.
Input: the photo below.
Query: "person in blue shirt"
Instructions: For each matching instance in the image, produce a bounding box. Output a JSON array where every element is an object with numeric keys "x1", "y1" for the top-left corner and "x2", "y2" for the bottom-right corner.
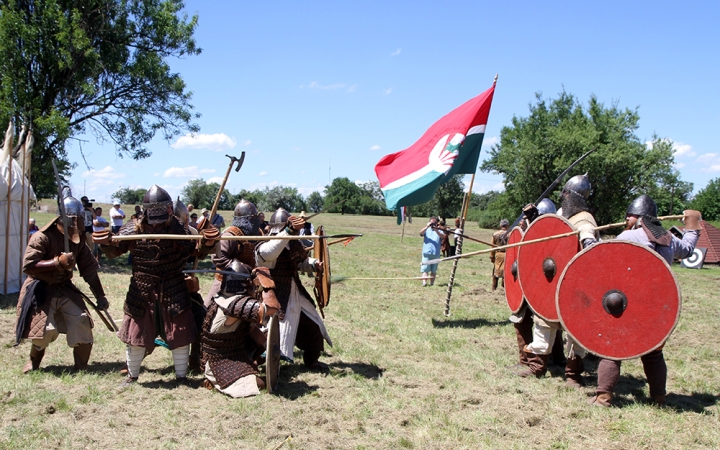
[{"x1": 419, "y1": 216, "x2": 445, "y2": 287}]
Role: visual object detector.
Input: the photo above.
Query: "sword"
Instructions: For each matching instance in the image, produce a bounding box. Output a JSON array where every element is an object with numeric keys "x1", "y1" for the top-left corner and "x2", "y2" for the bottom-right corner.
[
  {"x1": 503, "y1": 148, "x2": 597, "y2": 240},
  {"x1": 51, "y1": 160, "x2": 70, "y2": 255},
  {"x1": 67, "y1": 285, "x2": 119, "y2": 333}
]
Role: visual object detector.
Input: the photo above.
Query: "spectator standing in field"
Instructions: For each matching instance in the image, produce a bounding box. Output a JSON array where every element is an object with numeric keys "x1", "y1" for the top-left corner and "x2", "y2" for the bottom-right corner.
[
  {"x1": 109, "y1": 201, "x2": 126, "y2": 233},
  {"x1": 419, "y1": 216, "x2": 445, "y2": 287},
  {"x1": 189, "y1": 213, "x2": 199, "y2": 230},
  {"x1": 28, "y1": 218, "x2": 39, "y2": 240},
  {"x1": 92, "y1": 207, "x2": 109, "y2": 261}
]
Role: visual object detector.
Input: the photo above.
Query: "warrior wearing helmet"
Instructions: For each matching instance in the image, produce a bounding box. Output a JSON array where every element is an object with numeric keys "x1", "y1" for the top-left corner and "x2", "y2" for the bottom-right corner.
[
  {"x1": 200, "y1": 261, "x2": 281, "y2": 397},
  {"x1": 490, "y1": 219, "x2": 510, "y2": 291},
  {"x1": 95, "y1": 185, "x2": 218, "y2": 386},
  {"x1": 589, "y1": 196, "x2": 702, "y2": 407},
  {"x1": 16, "y1": 194, "x2": 109, "y2": 373},
  {"x1": 204, "y1": 199, "x2": 264, "y2": 307},
  {"x1": 255, "y1": 208, "x2": 332, "y2": 372},
  {"x1": 509, "y1": 199, "x2": 566, "y2": 379},
  {"x1": 522, "y1": 174, "x2": 599, "y2": 387}
]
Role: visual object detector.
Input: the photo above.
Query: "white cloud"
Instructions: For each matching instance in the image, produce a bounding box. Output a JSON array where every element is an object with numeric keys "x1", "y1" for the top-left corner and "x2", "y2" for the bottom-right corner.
[
  {"x1": 674, "y1": 162, "x2": 686, "y2": 169},
  {"x1": 207, "y1": 177, "x2": 224, "y2": 184},
  {"x1": 302, "y1": 81, "x2": 347, "y2": 90},
  {"x1": 646, "y1": 138, "x2": 696, "y2": 157},
  {"x1": 171, "y1": 133, "x2": 237, "y2": 151},
  {"x1": 390, "y1": 48, "x2": 402, "y2": 57},
  {"x1": 708, "y1": 165, "x2": 720, "y2": 172},
  {"x1": 383, "y1": 88, "x2": 393, "y2": 95},
  {"x1": 298, "y1": 185, "x2": 326, "y2": 196},
  {"x1": 697, "y1": 153, "x2": 717, "y2": 163},
  {"x1": 482, "y1": 136, "x2": 499, "y2": 147},
  {"x1": 242, "y1": 140, "x2": 251, "y2": 146},
  {"x1": 370, "y1": 145, "x2": 381, "y2": 151},
  {"x1": 347, "y1": 84, "x2": 357, "y2": 93},
  {"x1": 258, "y1": 171, "x2": 268, "y2": 176},
  {"x1": 81, "y1": 166, "x2": 126, "y2": 187},
  {"x1": 163, "y1": 166, "x2": 215, "y2": 178}
]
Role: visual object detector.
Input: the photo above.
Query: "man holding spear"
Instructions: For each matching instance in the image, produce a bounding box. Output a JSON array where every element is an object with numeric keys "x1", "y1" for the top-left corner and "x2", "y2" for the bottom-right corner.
[{"x1": 15, "y1": 194, "x2": 110, "y2": 373}]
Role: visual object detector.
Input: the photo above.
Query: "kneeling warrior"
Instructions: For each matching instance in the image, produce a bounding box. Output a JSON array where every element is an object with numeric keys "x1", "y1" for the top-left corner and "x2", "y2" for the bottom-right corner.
[
  {"x1": 95, "y1": 185, "x2": 218, "y2": 386},
  {"x1": 255, "y1": 208, "x2": 332, "y2": 372},
  {"x1": 16, "y1": 194, "x2": 109, "y2": 373},
  {"x1": 201, "y1": 261, "x2": 280, "y2": 397},
  {"x1": 590, "y1": 196, "x2": 701, "y2": 407}
]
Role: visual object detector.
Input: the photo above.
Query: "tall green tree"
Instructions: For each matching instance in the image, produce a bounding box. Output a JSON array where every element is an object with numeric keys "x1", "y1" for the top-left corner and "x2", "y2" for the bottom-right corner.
[
  {"x1": 306, "y1": 191, "x2": 324, "y2": 213},
  {"x1": 112, "y1": 186, "x2": 146, "y2": 204},
  {"x1": 324, "y1": 177, "x2": 362, "y2": 215},
  {"x1": 481, "y1": 91, "x2": 687, "y2": 225},
  {"x1": 181, "y1": 179, "x2": 215, "y2": 209},
  {"x1": 0, "y1": 0, "x2": 200, "y2": 197},
  {"x1": 259, "y1": 186, "x2": 306, "y2": 213},
  {"x1": 690, "y1": 178, "x2": 720, "y2": 221}
]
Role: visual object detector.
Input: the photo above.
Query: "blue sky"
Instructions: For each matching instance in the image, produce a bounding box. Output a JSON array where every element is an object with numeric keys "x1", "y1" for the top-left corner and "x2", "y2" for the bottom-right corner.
[{"x1": 67, "y1": 1, "x2": 720, "y2": 205}]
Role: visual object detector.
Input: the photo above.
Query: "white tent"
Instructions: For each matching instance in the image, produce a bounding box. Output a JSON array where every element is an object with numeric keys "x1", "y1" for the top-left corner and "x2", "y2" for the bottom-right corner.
[{"x1": 0, "y1": 125, "x2": 35, "y2": 294}]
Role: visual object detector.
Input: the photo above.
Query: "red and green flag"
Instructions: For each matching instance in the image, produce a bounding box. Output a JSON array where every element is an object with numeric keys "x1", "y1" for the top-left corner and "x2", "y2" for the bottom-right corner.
[{"x1": 375, "y1": 83, "x2": 496, "y2": 220}]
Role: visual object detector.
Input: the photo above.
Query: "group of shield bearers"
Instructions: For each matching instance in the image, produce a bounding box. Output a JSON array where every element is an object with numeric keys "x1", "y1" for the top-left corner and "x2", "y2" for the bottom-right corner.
[
  {"x1": 495, "y1": 174, "x2": 702, "y2": 407},
  {"x1": 15, "y1": 184, "x2": 330, "y2": 397}
]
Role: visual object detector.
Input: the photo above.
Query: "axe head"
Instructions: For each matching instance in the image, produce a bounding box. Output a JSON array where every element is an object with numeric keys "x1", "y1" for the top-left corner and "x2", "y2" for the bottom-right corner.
[{"x1": 226, "y1": 152, "x2": 246, "y2": 172}]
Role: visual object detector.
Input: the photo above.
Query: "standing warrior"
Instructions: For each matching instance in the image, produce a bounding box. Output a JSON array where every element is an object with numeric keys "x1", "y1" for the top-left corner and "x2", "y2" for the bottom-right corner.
[
  {"x1": 511, "y1": 199, "x2": 566, "y2": 378},
  {"x1": 201, "y1": 261, "x2": 280, "y2": 397},
  {"x1": 590, "y1": 196, "x2": 701, "y2": 407},
  {"x1": 204, "y1": 199, "x2": 263, "y2": 307},
  {"x1": 524, "y1": 174, "x2": 598, "y2": 387},
  {"x1": 95, "y1": 185, "x2": 218, "y2": 386},
  {"x1": 16, "y1": 195, "x2": 109, "y2": 373},
  {"x1": 255, "y1": 208, "x2": 332, "y2": 372},
  {"x1": 490, "y1": 219, "x2": 509, "y2": 291}
]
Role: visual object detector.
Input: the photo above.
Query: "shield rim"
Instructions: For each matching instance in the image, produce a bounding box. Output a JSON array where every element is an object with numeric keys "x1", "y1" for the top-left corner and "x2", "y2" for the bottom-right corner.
[
  {"x1": 556, "y1": 240, "x2": 682, "y2": 361},
  {"x1": 504, "y1": 226, "x2": 526, "y2": 314},
  {"x1": 517, "y1": 214, "x2": 577, "y2": 322},
  {"x1": 313, "y1": 225, "x2": 331, "y2": 310},
  {"x1": 265, "y1": 314, "x2": 281, "y2": 393}
]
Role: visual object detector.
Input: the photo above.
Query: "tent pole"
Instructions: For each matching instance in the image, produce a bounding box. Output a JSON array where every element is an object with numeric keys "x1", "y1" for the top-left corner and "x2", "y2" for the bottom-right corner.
[
  {"x1": 4, "y1": 147, "x2": 12, "y2": 295},
  {"x1": 18, "y1": 138, "x2": 27, "y2": 290}
]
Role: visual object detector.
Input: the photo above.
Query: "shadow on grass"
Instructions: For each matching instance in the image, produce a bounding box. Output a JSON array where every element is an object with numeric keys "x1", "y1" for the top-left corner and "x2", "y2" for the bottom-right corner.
[
  {"x1": 0, "y1": 293, "x2": 19, "y2": 310},
  {"x1": 431, "y1": 317, "x2": 506, "y2": 329},
  {"x1": 330, "y1": 361, "x2": 384, "y2": 380},
  {"x1": 666, "y1": 392, "x2": 720, "y2": 413},
  {"x1": 37, "y1": 361, "x2": 127, "y2": 377}
]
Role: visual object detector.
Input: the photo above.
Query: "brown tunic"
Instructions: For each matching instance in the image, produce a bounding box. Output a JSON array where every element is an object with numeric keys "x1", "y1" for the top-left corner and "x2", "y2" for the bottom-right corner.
[{"x1": 16, "y1": 221, "x2": 101, "y2": 340}]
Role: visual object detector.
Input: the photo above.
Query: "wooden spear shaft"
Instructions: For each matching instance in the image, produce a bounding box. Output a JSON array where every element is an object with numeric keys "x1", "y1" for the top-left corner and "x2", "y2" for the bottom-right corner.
[
  {"x1": 429, "y1": 215, "x2": 685, "y2": 265},
  {"x1": 4, "y1": 144, "x2": 12, "y2": 295},
  {"x1": 111, "y1": 233, "x2": 362, "y2": 241}
]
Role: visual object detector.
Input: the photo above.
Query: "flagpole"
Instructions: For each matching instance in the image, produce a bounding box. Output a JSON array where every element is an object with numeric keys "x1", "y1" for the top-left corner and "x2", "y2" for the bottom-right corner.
[{"x1": 443, "y1": 74, "x2": 497, "y2": 317}]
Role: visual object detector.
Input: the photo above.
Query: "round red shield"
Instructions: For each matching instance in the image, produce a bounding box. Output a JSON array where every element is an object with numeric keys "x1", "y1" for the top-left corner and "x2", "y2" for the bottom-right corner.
[
  {"x1": 504, "y1": 227, "x2": 525, "y2": 313},
  {"x1": 517, "y1": 215, "x2": 578, "y2": 322},
  {"x1": 557, "y1": 240, "x2": 681, "y2": 360}
]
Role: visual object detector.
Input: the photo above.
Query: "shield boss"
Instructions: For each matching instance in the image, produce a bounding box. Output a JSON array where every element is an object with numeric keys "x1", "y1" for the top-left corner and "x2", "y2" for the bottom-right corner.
[{"x1": 556, "y1": 240, "x2": 681, "y2": 360}]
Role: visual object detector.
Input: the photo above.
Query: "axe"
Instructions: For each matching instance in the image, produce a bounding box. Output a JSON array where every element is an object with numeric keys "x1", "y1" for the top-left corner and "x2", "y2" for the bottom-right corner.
[{"x1": 208, "y1": 153, "x2": 245, "y2": 227}]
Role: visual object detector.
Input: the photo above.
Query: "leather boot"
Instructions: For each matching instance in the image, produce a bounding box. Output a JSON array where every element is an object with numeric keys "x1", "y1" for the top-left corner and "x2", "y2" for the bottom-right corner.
[
  {"x1": 564, "y1": 356, "x2": 586, "y2": 388},
  {"x1": 492, "y1": 277, "x2": 498, "y2": 291},
  {"x1": 651, "y1": 395, "x2": 666, "y2": 407},
  {"x1": 23, "y1": 346, "x2": 45, "y2": 374},
  {"x1": 517, "y1": 352, "x2": 548, "y2": 378},
  {"x1": 589, "y1": 392, "x2": 613, "y2": 407},
  {"x1": 73, "y1": 344, "x2": 93, "y2": 371}
]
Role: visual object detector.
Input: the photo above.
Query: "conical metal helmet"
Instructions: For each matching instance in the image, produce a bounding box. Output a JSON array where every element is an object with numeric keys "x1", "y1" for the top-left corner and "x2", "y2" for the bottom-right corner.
[
  {"x1": 269, "y1": 207, "x2": 290, "y2": 234},
  {"x1": 220, "y1": 260, "x2": 252, "y2": 296},
  {"x1": 233, "y1": 198, "x2": 258, "y2": 218},
  {"x1": 173, "y1": 197, "x2": 189, "y2": 224},
  {"x1": 62, "y1": 196, "x2": 84, "y2": 217},
  {"x1": 626, "y1": 195, "x2": 657, "y2": 218},
  {"x1": 562, "y1": 173, "x2": 592, "y2": 199},
  {"x1": 143, "y1": 185, "x2": 172, "y2": 224},
  {"x1": 537, "y1": 198, "x2": 557, "y2": 216}
]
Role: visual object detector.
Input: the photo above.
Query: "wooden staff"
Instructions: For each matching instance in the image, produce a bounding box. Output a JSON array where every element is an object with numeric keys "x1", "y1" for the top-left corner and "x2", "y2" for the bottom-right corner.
[
  {"x1": 111, "y1": 233, "x2": 363, "y2": 241},
  {"x1": 427, "y1": 215, "x2": 684, "y2": 266}
]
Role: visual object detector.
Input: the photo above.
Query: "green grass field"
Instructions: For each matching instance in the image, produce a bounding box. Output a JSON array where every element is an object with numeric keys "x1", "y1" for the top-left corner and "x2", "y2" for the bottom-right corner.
[{"x1": 1, "y1": 211, "x2": 719, "y2": 449}]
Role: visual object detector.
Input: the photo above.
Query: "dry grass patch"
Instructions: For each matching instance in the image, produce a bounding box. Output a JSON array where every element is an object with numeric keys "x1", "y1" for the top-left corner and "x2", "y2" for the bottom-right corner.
[{"x1": 1, "y1": 213, "x2": 719, "y2": 449}]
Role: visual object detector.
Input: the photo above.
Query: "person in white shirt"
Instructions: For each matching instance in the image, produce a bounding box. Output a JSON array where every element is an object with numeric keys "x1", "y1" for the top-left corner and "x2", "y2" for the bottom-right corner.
[{"x1": 109, "y1": 201, "x2": 126, "y2": 233}]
